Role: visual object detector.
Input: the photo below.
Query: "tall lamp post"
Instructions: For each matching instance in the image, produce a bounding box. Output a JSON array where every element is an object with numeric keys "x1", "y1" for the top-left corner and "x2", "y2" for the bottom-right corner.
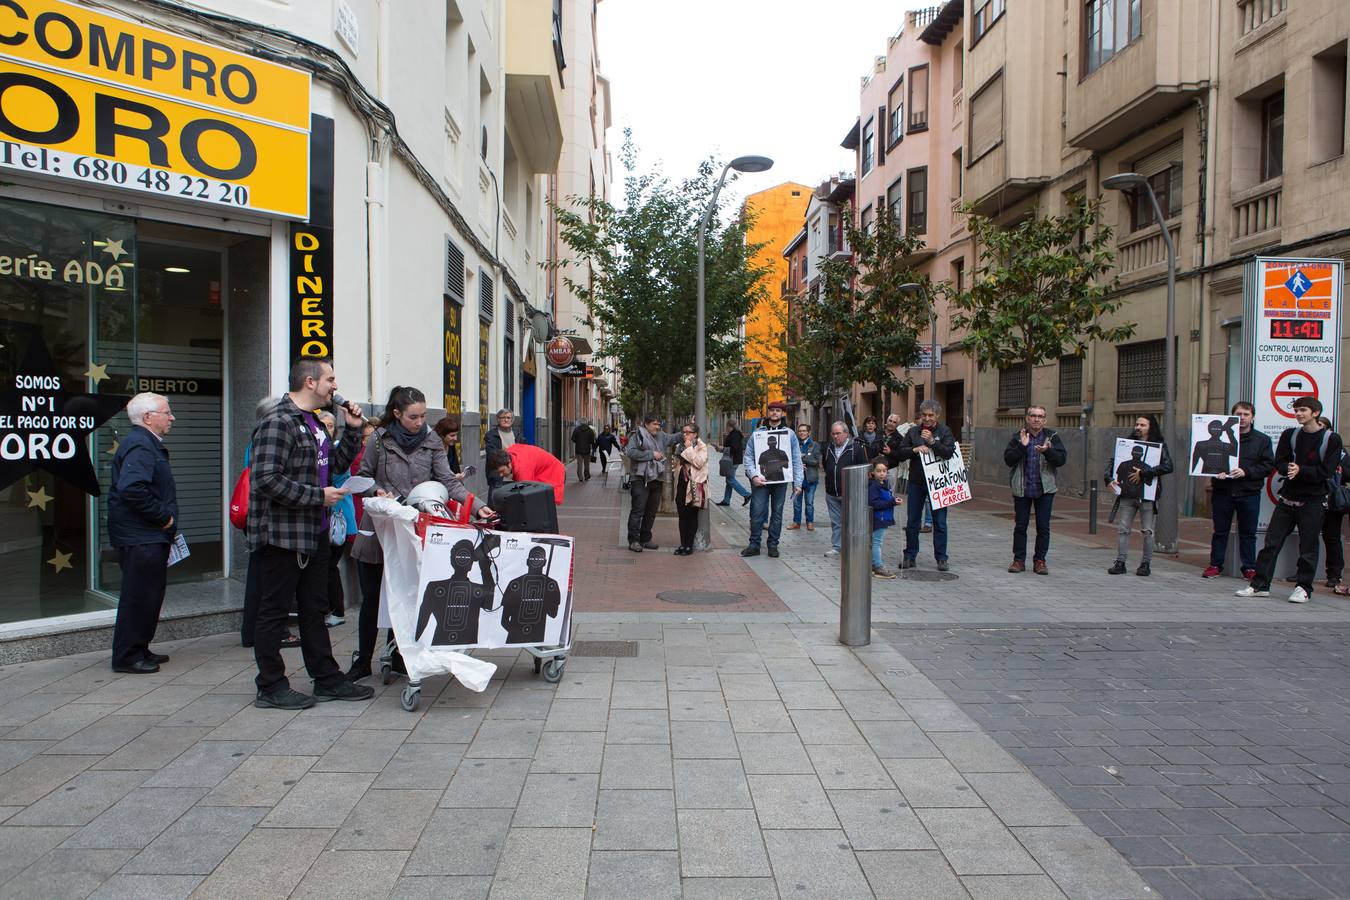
[
  {"x1": 696, "y1": 154, "x2": 773, "y2": 549},
  {"x1": 899, "y1": 282, "x2": 938, "y2": 400},
  {"x1": 1103, "y1": 172, "x2": 1178, "y2": 553}
]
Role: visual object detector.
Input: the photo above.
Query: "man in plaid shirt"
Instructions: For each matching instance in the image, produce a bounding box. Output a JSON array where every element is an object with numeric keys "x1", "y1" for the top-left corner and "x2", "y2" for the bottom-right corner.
[{"x1": 248, "y1": 358, "x2": 375, "y2": 709}]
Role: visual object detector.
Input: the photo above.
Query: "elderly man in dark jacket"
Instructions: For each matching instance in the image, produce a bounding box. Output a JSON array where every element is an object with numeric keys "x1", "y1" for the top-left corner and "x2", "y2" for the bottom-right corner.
[
  {"x1": 247, "y1": 358, "x2": 373, "y2": 710},
  {"x1": 570, "y1": 418, "x2": 597, "y2": 482},
  {"x1": 895, "y1": 400, "x2": 957, "y2": 571},
  {"x1": 1003, "y1": 405, "x2": 1068, "y2": 575},
  {"x1": 821, "y1": 421, "x2": 871, "y2": 557},
  {"x1": 108, "y1": 393, "x2": 179, "y2": 674}
]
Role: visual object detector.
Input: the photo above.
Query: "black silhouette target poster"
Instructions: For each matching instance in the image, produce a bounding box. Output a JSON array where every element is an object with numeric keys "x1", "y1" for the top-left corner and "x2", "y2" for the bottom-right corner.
[
  {"x1": 1189, "y1": 415, "x2": 1240, "y2": 477},
  {"x1": 415, "y1": 524, "x2": 573, "y2": 650},
  {"x1": 750, "y1": 427, "x2": 793, "y2": 485}
]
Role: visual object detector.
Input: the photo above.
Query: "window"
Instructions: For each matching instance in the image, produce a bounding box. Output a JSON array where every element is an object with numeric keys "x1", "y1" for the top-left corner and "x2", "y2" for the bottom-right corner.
[
  {"x1": 906, "y1": 168, "x2": 928, "y2": 235},
  {"x1": 503, "y1": 299, "x2": 515, "y2": 410},
  {"x1": 860, "y1": 205, "x2": 874, "y2": 234},
  {"x1": 951, "y1": 150, "x2": 963, "y2": 199},
  {"x1": 552, "y1": 0, "x2": 566, "y2": 77},
  {"x1": 973, "y1": 0, "x2": 1005, "y2": 43},
  {"x1": 861, "y1": 117, "x2": 875, "y2": 176},
  {"x1": 998, "y1": 363, "x2": 1030, "y2": 408},
  {"x1": 1085, "y1": 0, "x2": 1143, "y2": 75},
  {"x1": 1261, "y1": 91, "x2": 1284, "y2": 181},
  {"x1": 908, "y1": 65, "x2": 929, "y2": 132},
  {"x1": 1311, "y1": 42, "x2": 1348, "y2": 163},
  {"x1": 1058, "y1": 355, "x2": 1083, "y2": 406},
  {"x1": 1126, "y1": 141, "x2": 1182, "y2": 231},
  {"x1": 1224, "y1": 323, "x2": 1242, "y2": 411},
  {"x1": 1116, "y1": 339, "x2": 1165, "y2": 403},
  {"x1": 886, "y1": 177, "x2": 904, "y2": 231},
  {"x1": 887, "y1": 77, "x2": 905, "y2": 147},
  {"x1": 969, "y1": 73, "x2": 1004, "y2": 161},
  {"x1": 953, "y1": 41, "x2": 964, "y2": 94},
  {"x1": 951, "y1": 258, "x2": 965, "y2": 295}
]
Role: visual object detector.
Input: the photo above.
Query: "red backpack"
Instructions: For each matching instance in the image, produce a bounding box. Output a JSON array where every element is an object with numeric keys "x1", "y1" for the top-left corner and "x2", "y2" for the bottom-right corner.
[{"x1": 229, "y1": 447, "x2": 251, "y2": 529}]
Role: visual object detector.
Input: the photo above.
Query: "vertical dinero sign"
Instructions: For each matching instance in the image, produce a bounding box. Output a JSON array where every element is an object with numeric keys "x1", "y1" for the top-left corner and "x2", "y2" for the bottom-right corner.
[{"x1": 0, "y1": 0, "x2": 311, "y2": 218}]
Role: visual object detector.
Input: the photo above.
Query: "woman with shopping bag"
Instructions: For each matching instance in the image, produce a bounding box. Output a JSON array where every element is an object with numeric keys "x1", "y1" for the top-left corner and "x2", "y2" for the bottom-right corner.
[{"x1": 346, "y1": 386, "x2": 491, "y2": 681}]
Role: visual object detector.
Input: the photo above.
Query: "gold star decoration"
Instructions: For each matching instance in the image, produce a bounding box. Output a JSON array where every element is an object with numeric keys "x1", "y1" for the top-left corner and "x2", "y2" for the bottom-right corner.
[
  {"x1": 101, "y1": 239, "x2": 126, "y2": 261},
  {"x1": 26, "y1": 485, "x2": 53, "y2": 511},
  {"x1": 47, "y1": 549, "x2": 73, "y2": 574},
  {"x1": 84, "y1": 362, "x2": 108, "y2": 385}
]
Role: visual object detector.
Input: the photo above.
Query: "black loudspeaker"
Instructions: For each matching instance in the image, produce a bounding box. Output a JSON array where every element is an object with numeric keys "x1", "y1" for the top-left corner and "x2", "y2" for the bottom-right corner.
[{"x1": 491, "y1": 481, "x2": 558, "y2": 534}]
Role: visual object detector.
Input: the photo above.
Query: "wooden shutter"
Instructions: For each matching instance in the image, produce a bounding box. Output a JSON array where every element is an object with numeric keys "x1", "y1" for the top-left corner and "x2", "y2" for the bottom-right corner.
[
  {"x1": 1133, "y1": 140, "x2": 1182, "y2": 177},
  {"x1": 969, "y1": 74, "x2": 1003, "y2": 158}
]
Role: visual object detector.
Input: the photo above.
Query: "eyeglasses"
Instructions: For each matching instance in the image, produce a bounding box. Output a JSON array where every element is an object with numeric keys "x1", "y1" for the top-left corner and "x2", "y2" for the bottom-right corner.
[
  {"x1": 147, "y1": 408, "x2": 171, "y2": 417},
  {"x1": 1027, "y1": 414, "x2": 1046, "y2": 419}
]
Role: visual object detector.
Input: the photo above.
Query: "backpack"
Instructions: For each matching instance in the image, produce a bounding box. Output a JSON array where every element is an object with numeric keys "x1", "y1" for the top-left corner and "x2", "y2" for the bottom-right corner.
[{"x1": 228, "y1": 445, "x2": 251, "y2": 530}]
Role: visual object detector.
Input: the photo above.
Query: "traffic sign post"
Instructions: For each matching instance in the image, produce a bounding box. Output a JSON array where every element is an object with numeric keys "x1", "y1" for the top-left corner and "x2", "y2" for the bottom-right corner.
[{"x1": 1240, "y1": 257, "x2": 1343, "y2": 573}]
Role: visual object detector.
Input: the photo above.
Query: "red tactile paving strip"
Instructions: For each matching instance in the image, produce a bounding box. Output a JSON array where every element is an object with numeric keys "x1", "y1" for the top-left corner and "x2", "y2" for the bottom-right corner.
[{"x1": 555, "y1": 471, "x2": 790, "y2": 613}]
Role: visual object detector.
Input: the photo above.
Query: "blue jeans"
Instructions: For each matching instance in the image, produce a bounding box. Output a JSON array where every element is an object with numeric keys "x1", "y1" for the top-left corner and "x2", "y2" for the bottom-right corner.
[
  {"x1": 1210, "y1": 491, "x2": 1260, "y2": 569},
  {"x1": 1013, "y1": 493, "x2": 1054, "y2": 563},
  {"x1": 721, "y1": 467, "x2": 752, "y2": 503},
  {"x1": 871, "y1": 528, "x2": 886, "y2": 568},
  {"x1": 904, "y1": 480, "x2": 947, "y2": 561},
  {"x1": 826, "y1": 494, "x2": 843, "y2": 551},
  {"x1": 748, "y1": 483, "x2": 789, "y2": 549},
  {"x1": 793, "y1": 480, "x2": 818, "y2": 523}
]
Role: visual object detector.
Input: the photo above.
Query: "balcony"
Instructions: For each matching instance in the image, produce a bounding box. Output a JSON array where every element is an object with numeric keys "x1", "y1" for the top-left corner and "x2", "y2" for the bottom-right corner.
[
  {"x1": 1116, "y1": 222, "x2": 1180, "y2": 277},
  {"x1": 827, "y1": 232, "x2": 851, "y2": 260},
  {"x1": 1237, "y1": 0, "x2": 1286, "y2": 38},
  {"x1": 1232, "y1": 180, "x2": 1281, "y2": 247},
  {"x1": 505, "y1": 0, "x2": 564, "y2": 174}
]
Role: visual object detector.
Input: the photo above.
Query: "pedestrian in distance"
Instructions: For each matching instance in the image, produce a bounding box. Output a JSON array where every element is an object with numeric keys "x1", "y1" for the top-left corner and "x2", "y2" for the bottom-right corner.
[
  {"x1": 822, "y1": 420, "x2": 871, "y2": 557},
  {"x1": 625, "y1": 414, "x2": 673, "y2": 552},
  {"x1": 108, "y1": 392, "x2": 178, "y2": 674},
  {"x1": 869, "y1": 461, "x2": 903, "y2": 579},
  {"x1": 741, "y1": 400, "x2": 803, "y2": 559},
  {"x1": 673, "y1": 422, "x2": 709, "y2": 555},
  {"x1": 570, "y1": 418, "x2": 597, "y2": 482},
  {"x1": 487, "y1": 443, "x2": 567, "y2": 505},
  {"x1": 247, "y1": 358, "x2": 374, "y2": 709},
  {"x1": 484, "y1": 408, "x2": 521, "y2": 492},
  {"x1": 895, "y1": 400, "x2": 956, "y2": 571},
  {"x1": 1004, "y1": 405, "x2": 1067, "y2": 575},
  {"x1": 1105, "y1": 414, "x2": 1173, "y2": 576},
  {"x1": 789, "y1": 422, "x2": 821, "y2": 531},
  {"x1": 595, "y1": 425, "x2": 619, "y2": 475},
  {"x1": 1202, "y1": 401, "x2": 1274, "y2": 580},
  {"x1": 713, "y1": 420, "x2": 752, "y2": 506},
  {"x1": 1238, "y1": 398, "x2": 1343, "y2": 603},
  {"x1": 432, "y1": 412, "x2": 465, "y2": 477},
  {"x1": 316, "y1": 411, "x2": 355, "y2": 628},
  {"x1": 859, "y1": 415, "x2": 885, "y2": 460}
]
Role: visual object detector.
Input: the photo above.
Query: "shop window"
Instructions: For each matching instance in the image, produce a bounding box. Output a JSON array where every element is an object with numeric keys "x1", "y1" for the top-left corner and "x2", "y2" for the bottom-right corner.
[
  {"x1": 1116, "y1": 339, "x2": 1165, "y2": 403},
  {"x1": 1058, "y1": 355, "x2": 1083, "y2": 406},
  {"x1": 998, "y1": 363, "x2": 1030, "y2": 408}
]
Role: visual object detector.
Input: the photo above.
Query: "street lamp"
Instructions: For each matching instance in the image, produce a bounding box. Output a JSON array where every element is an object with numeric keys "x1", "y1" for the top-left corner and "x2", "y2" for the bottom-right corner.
[
  {"x1": 1103, "y1": 171, "x2": 1178, "y2": 553},
  {"x1": 695, "y1": 155, "x2": 773, "y2": 550},
  {"x1": 899, "y1": 283, "x2": 937, "y2": 400}
]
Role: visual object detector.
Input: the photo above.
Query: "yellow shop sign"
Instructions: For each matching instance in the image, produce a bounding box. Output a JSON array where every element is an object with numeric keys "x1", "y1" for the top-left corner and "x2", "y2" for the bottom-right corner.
[{"x1": 0, "y1": 0, "x2": 311, "y2": 218}]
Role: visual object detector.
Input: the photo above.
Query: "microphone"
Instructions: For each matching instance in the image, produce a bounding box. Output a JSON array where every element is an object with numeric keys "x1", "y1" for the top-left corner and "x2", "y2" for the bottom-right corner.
[{"x1": 332, "y1": 393, "x2": 367, "y2": 423}]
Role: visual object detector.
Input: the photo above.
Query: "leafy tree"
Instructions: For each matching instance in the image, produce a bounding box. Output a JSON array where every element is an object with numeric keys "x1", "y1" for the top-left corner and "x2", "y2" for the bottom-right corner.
[
  {"x1": 705, "y1": 354, "x2": 770, "y2": 422},
  {"x1": 550, "y1": 132, "x2": 771, "y2": 422},
  {"x1": 950, "y1": 199, "x2": 1132, "y2": 377}
]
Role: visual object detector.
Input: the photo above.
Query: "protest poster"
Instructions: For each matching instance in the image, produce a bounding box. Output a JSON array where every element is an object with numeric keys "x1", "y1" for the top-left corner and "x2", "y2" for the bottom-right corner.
[
  {"x1": 414, "y1": 523, "x2": 573, "y2": 650},
  {"x1": 922, "y1": 441, "x2": 972, "y2": 509},
  {"x1": 1111, "y1": 439, "x2": 1162, "y2": 502},
  {"x1": 1189, "y1": 415, "x2": 1240, "y2": 477},
  {"x1": 749, "y1": 427, "x2": 793, "y2": 484}
]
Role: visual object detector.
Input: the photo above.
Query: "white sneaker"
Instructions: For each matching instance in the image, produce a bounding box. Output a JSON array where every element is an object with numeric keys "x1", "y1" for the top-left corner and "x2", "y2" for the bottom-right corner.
[
  {"x1": 824, "y1": 549, "x2": 840, "y2": 558},
  {"x1": 324, "y1": 614, "x2": 345, "y2": 627},
  {"x1": 1234, "y1": 586, "x2": 1270, "y2": 598},
  {"x1": 1288, "y1": 586, "x2": 1310, "y2": 604}
]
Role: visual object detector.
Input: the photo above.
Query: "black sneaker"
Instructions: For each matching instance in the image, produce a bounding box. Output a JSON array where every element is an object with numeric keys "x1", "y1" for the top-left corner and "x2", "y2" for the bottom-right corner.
[
  {"x1": 255, "y1": 687, "x2": 316, "y2": 710},
  {"x1": 767, "y1": 547, "x2": 779, "y2": 558},
  {"x1": 628, "y1": 542, "x2": 643, "y2": 553},
  {"x1": 714, "y1": 501, "x2": 730, "y2": 507},
  {"x1": 1107, "y1": 560, "x2": 1126, "y2": 575},
  {"x1": 741, "y1": 495, "x2": 751, "y2": 506},
  {"x1": 314, "y1": 680, "x2": 375, "y2": 702},
  {"x1": 900, "y1": 558, "x2": 916, "y2": 569},
  {"x1": 936, "y1": 560, "x2": 949, "y2": 572},
  {"x1": 740, "y1": 546, "x2": 761, "y2": 557},
  {"x1": 1136, "y1": 562, "x2": 1151, "y2": 577},
  {"x1": 643, "y1": 542, "x2": 660, "y2": 550}
]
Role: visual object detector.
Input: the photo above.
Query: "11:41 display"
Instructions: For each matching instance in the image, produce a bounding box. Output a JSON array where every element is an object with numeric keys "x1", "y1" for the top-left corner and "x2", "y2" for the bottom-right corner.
[{"x1": 1270, "y1": 319, "x2": 1324, "y2": 341}]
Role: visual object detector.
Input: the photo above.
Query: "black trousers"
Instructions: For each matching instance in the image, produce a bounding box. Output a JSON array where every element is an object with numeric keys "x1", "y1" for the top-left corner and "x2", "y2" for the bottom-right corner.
[
  {"x1": 628, "y1": 477, "x2": 663, "y2": 544},
  {"x1": 254, "y1": 543, "x2": 343, "y2": 694},
  {"x1": 1251, "y1": 501, "x2": 1325, "y2": 593},
  {"x1": 1012, "y1": 494, "x2": 1054, "y2": 563},
  {"x1": 240, "y1": 548, "x2": 262, "y2": 647},
  {"x1": 1322, "y1": 510, "x2": 1345, "y2": 582},
  {"x1": 112, "y1": 543, "x2": 170, "y2": 668},
  {"x1": 675, "y1": 474, "x2": 700, "y2": 549},
  {"x1": 576, "y1": 452, "x2": 592, "y2": 481},
  {"x1": 354, "y1": 560, "x2": 402, "y2": 670},
  {"x1": 328, "y1": 540, "x2": 347, "y2": 616}
]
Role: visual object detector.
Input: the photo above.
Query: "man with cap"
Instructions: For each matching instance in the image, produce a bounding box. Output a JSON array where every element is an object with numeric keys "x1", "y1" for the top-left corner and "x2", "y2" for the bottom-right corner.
[{"x1": 741, "y1": 401, "x2": 803, "y2": 558}]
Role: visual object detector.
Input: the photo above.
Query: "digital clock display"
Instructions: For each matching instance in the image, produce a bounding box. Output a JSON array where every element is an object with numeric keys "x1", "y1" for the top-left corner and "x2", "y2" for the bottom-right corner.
[{"x1": 1270, "y1": 319, "x2": 1324, "y2": 341}]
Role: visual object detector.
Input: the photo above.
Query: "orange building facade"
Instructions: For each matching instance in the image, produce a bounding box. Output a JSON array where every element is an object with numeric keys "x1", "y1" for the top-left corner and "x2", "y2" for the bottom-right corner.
[{"x1": 741, "y1": 183, "x2": 812, "y2": 413}]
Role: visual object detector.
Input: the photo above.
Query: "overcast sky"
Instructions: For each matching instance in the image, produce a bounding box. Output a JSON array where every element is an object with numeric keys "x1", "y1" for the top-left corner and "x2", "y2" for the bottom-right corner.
[{"x1": 596, "y1": 0, "x2": 930, "y2": 206}]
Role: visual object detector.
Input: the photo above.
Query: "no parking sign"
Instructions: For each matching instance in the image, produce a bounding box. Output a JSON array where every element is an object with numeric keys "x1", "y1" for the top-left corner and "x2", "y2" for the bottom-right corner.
[{"x1": 1244, "y1": 257, "x2": 1343, "y2": 529}]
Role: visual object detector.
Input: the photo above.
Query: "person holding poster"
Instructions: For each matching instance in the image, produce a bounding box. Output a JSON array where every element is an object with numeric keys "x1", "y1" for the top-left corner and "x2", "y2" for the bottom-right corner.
[
  {"x1": 895, "y1": 400, "x2": 956, "y2": 571},
  {"x1": 1003, "y1": 405, "x2": 1067, "y2": 575},
  {"x1": 1190, "y1": 416, "x2": 1240, "y2": 476},
  {"x1": 1237, "y1": 397, "x2": 1343, "y2": 603},
  {"x1": 741, "y1": 401, "x2": 802, "y2": 559},
  {"x1": 1202, "y1": 402, "x2": 1273, "y2": 580},
  {"x1": 1105, "y1": 415, "x2": 1173, "y2": 577}
]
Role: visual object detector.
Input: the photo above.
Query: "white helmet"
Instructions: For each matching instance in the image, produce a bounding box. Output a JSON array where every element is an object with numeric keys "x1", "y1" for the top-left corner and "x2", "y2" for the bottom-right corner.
[{"x1": 406, "y1": 481, "x2": 449, "y2": 513}]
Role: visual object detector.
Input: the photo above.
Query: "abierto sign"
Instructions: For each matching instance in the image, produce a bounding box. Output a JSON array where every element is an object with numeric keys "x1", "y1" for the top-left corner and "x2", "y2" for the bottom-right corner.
[
  {"x1": 1244, "y1": 256, "x2": 1343, "y2": 529},
  {"x1": 0, "y1": 0, "x2": 311, "y2": 218}
]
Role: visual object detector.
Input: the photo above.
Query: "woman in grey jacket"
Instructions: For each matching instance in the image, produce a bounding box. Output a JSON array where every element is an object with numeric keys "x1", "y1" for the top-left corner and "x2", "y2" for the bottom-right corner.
[{"x1": 346, "y1": 386, "x2": 488, "y2": 681}]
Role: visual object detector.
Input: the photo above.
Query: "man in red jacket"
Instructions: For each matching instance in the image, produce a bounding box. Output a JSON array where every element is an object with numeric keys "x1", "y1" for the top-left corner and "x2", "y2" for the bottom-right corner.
[{"x1": 487, "y1": 445, "x2": 566, "y2": 505}]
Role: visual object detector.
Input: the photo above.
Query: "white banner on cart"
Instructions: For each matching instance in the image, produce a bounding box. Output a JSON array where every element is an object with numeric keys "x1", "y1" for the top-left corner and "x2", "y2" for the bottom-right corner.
[{"x1": 417, "y1": 524, "x2": 574, "y2": 650}]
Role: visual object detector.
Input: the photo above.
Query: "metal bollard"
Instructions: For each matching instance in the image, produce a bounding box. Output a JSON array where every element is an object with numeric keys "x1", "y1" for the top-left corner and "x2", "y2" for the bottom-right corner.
[
  {"x1": 1088, "y1": 480, "x2": 1098, "y2": 534},
  {"x1": 839, "y1": 463, "x2": 872, "y2": 647}
]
